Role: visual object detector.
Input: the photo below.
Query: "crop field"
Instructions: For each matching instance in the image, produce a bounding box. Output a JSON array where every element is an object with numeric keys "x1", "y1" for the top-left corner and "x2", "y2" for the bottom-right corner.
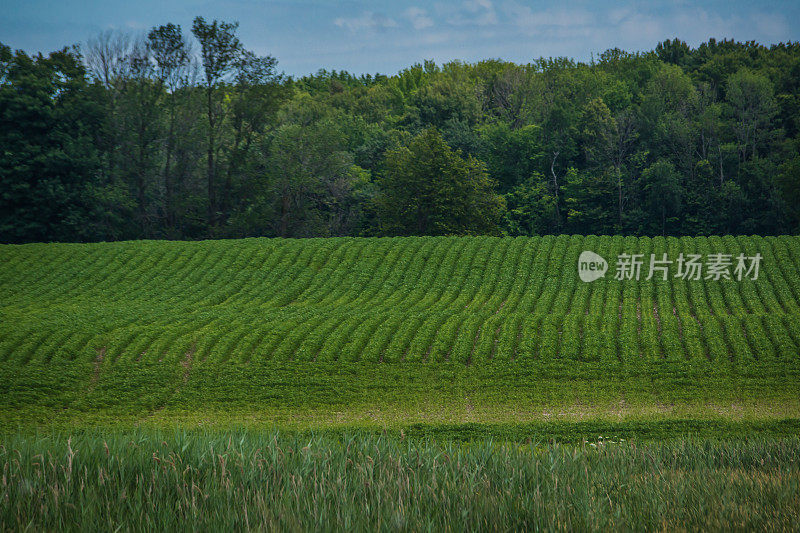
[
  {"x1": 2, "y1": 235, "x2": 800, "y2": 530},
  {"x1": 1, "y1": 235, "x2": 800, "y2": 431}
]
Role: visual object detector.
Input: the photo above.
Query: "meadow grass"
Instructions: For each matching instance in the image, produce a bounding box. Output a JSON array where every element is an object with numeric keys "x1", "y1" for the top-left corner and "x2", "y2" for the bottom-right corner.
[{"x1": 1, "y1": 430, "x2": 799, "y2": 531}]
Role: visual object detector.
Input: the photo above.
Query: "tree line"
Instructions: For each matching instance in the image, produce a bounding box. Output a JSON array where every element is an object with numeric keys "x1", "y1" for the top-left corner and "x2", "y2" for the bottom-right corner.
[{"x1": 1, "y1": 19, "x2": 799, "y2": 243}]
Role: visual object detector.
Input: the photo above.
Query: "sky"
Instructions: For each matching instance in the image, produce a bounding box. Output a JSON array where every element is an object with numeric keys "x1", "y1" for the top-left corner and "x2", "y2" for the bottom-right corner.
[{"x1": 2, "y1": 1, "x2": 799, "y2": 77}]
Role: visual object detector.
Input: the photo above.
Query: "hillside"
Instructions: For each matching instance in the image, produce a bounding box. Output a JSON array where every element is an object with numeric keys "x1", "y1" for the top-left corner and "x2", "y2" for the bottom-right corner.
[{"x1": 1, "y1": 235, "x2": 799, "y2": 430}]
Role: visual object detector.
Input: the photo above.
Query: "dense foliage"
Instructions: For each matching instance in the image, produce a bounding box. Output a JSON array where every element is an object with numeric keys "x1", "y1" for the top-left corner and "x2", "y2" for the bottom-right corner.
[{"x1": 2, "y1": 25, "x2": 800, "y2": 243}]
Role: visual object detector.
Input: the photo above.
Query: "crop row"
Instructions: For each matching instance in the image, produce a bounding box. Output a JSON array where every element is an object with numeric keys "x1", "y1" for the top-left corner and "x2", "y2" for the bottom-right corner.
[{"x1": 1, "y1": 236, "x2": 799, "y2": 370}]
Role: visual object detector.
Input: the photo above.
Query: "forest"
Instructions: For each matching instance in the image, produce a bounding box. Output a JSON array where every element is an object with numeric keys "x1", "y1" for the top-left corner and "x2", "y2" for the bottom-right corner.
[{"x1": 1, "y1": 18, "x2": 799, "y2": 244}]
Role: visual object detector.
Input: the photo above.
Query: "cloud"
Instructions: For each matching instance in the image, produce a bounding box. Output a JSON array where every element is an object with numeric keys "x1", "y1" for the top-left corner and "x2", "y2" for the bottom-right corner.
[
  {"x1": 498, "y1": 1, "x2": 786, "y2": 52},
  {"x1": 446, "y1": 0, "x2": 498, "y2": 26},
  {"x1": 611, "y1": 9, "x2": 750, "y2": 48},
  {"x1": 317, "y1": 0, "x2": 796, "y2": 77},
  {"x1": 467, "y1": 0, "x2": 493, "y2": 9},
  {"x1": 465, "y1": 0, "x2": 498, "y2": 25},
  {"x1": 123, "y1": 20, "x2": 147, "y2": 30},
  {"x1": 333, "y1": 12, "x2": 398, "y2": 33},
  {"x1": 405, "y1": 7, "x2": 434, "y2": 30},
  {"x1": 503, "y1": 3, "x2": 594, "y2": 33},
  {"x1": 751, "y1": 13, "x2": 790, "y2": 39}
]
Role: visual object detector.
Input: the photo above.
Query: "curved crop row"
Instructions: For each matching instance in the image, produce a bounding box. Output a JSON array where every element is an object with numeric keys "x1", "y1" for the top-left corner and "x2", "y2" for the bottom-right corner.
[{"x1": 1, "y1": 236, "x2": 799, "y2": 374}]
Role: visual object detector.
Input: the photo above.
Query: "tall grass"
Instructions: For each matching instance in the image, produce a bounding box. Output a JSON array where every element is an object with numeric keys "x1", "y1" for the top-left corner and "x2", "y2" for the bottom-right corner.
[{"x1": 1, "y1": 430, "x2": 799, "y2": 531}]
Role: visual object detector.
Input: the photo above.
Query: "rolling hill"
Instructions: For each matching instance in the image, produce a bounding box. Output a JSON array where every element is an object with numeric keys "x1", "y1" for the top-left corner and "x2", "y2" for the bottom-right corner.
[{"x1": 1, "y1": 235, "x2": 799, "y2": 430}]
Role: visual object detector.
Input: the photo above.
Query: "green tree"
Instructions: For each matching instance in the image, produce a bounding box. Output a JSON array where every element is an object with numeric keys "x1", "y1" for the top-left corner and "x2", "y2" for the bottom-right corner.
[
  {"x1": 0, "y1": 45, "x2": 105, "y2": 242},
  {"x1": 147, "y1": 23, "x2": 191, "y2": 232},
  {"x1": 224, "y1": 50, "x2": 285, "y2": 220},
  {"x1": 655, "y1": 38, "x2": 693, "y2": 68},
  {"x1": 577, "y1": 98, "x2": 616, "y2": 168},
  {"x1": 503, "y1": 173, "x2": 557, "y2": 235},
  {"x1": 478, "y1": 122, "x2": 541, "y2": 192},
  {"x1": 266, "y1": 121, "x2": 367, "y2": 237},
  {"x1": 563, "y1": 167, "x2": 615, "y2": 234},
  {"x1": 405, "y1": 70, "x2": 481, "y2": 131},
  {"x1": 191, "y1": 17, "x2": 242, "y2": 231},
  {"x1": 376, "y1": 128, "x2": 504, "y2": 236},
  {"x1": 641, "y1": 159, "x2": 682, "y2": 236},
  {"x1": 642, "y1": 63, "x2": 698, "y2": 175},
  {"x1": 116, "y1": 40, "x2": 162, "y2": 236},
  {"x1": 777, "y1": 152, "x2": 800, "y2": 232},
  {"x1": 726, "y1": 68, "x2": 777, "y2": 163}
]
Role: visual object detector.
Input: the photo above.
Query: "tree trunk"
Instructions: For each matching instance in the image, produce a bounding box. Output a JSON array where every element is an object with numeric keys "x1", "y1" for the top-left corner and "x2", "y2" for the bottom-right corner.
[
  {"x1": 206, "y1": 86, "x2": 215, "y2": 231},
  {"x1": 137, "y1": 107, "x2": 147, "y2": 236},
  {"x1": 224, "y1": 120, "x2": 243, "y2": 220},
  {"x1": 617, "y1": 165, "x2": 623, "y2": 231},
  {"x1": 550, "y1": 151, "x2": 561, "y2": 229},
  {"x1": 280, "y1": 192, "x2": 290, "y2": 237},
  {"x1": 164, "y1": 94, "x2": 175, "y2": 230}
]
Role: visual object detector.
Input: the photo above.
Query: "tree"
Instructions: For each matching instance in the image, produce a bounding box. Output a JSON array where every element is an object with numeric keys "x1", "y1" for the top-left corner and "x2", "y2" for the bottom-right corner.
[
  {"x1": 655, "y1": 38, "x2": 692, "y2": 68},
  {"x1": 118, "y1": 39, "x2": 162, "y2": 235},
  {"x1": 474, "y1": 60, "x2": 530, "y2": 126},
  {"x1": 726, "y1": 68, "x2": 777, "y2": 163},
  {"x1": 376, "y1": 128, "x2": 504, "y2": 235},
  {"x1": 148, "y1": 23, "x2": 191, "y2": 231},
  {"x1": 777, "y1": 153, "x2": 800, "y2": 232},
  {"x1": 641, "y1": 160, "x2": 682, "y2": 236},
  {"x1": 0, "y1": 46, "x2": 105, "y2": 242},
  {"x1": 191, "y1": 17, "x2": 242, "y2": 231},
  {"x1": 478, "y1": 122, "x2": 541, "y2": 192},
  {"x1": 504, "y1": 172, "x2": 557, "y2": 235},
  {"x1": 224, "y1": 50, "x2": 284, "y2": 220},
  {"x1": 4, "y1": 33, "x2": 800, "y2": 242},
  {"x1": 266, "y1": 121, "x2": 367, "y2": 237},
  {"x1": 530, "y1": 64, "x2": 582, "y2": 231},
  {"x1": 563, "y1": 167, "x2": 615, "y2": 234},
  {"x1": 84, "y1": 30, "x2": 135, "y2": 223},
  {"x1": 405, "y1": 69, "x2": 482, "y2": 131},
  {"x1": 641, "y1": 63, "x2": 699, "y2": 176},
  {"x1": 612, "y1": 109, "x2": 637, "y2": 231},
  {"x1": 577, "y1": 98, "x2": 615, "y2": 168}
]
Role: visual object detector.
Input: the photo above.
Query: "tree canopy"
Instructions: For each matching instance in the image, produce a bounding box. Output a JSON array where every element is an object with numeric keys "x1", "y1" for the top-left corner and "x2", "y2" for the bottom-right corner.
[
  {"x1": 2, "y1": 30, "x2": 799, "y2": 243},
  {"x1": 376, "y1": 128, "x2": 504, "y2": 236}
]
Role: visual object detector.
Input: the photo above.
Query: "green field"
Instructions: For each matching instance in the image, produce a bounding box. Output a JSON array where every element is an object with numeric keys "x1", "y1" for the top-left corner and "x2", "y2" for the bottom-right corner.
[
  {"x1": 3, "y1": 235, "x2": 800, "y2": 529},
  {"x1": 1, "y1": 234, "x2": 799, "y2": 433}
]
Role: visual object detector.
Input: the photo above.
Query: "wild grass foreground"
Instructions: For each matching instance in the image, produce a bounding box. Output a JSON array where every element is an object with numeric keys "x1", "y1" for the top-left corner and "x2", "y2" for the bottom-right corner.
[{"x1": 1, "y1": 430, "x2": 799, "y2": 531}]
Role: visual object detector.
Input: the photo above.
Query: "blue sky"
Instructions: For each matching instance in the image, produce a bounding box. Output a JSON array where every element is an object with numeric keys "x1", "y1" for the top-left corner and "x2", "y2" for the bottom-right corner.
[{"x1": 2, "y1": 1, "x2": 799, "y2": 77}]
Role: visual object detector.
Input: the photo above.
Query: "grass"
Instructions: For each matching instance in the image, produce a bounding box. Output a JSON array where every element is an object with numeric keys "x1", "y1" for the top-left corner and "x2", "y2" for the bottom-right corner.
[
  {"x1": 2, "y1": 235, "x2": 799, "y2": 528},
  {"x1": 1, "y1": 430, "x2": 799, "y2": 531},
  {"x1": 2, "y1": 358, "x2": 799, "y2": 434}
]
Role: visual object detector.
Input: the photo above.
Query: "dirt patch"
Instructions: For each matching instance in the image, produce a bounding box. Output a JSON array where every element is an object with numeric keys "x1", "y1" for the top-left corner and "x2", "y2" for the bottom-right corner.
[
  {"x1": 653, "y1": 302, "x2": 662, "y2": 333},
  {"x1": 466, "y1": 324, "x2": 482, "y2": 366},
  {"x1": 672, "y1": 305, "x2": 684, "y2": 341},
  {"x1": 89, "y1": 346, "x2": 106, "y2": 389},
  {"x1": 181, "y1": 342, "x2": 196, "y2": 383},
  {"x1": 488, "y1": 324, "x2": 502, "y2": 359}
]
